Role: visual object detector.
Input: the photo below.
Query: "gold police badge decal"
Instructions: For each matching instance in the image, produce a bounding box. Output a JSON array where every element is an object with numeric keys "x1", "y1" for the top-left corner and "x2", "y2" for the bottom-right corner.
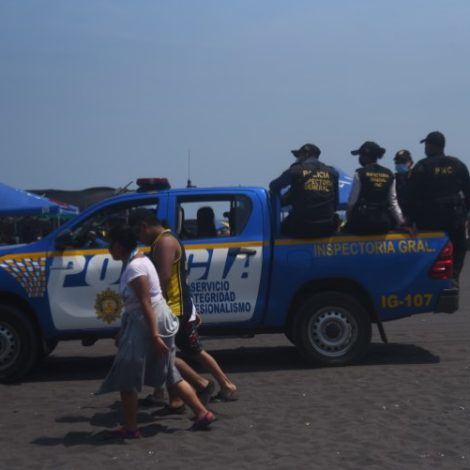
[{"x1": 95, "y1": 288, "x2": 123, "y2": 324}]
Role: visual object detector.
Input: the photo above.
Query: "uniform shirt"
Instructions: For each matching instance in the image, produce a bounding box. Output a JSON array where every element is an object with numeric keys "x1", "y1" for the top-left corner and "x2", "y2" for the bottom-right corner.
[
  {"x1": 348, "y1": 165, "x2": 404, "y2": 225},
  {"x1": 408, "y1": 153, "x2": 470, "y2": 217},
  {"x1": 269, "y1": 156, "x2": 339, "y2": 222}
]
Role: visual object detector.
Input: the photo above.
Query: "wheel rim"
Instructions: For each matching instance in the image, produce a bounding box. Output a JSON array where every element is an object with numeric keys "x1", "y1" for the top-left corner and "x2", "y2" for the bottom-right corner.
[
  {"x1": 307, "y1": 307, "x2": 358, "y2": 358},
  {"x1": 0, "y1": 321, "x2": 21, "y2": 372}
]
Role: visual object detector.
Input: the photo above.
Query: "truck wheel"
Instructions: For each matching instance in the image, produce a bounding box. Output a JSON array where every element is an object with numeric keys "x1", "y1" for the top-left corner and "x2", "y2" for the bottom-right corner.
[
  {"x1": 293, "y1": 292, "x2": 371, "y2": 365},
  {"x1": 0, "y1": 306, "x2": 39, "y2": 382}
]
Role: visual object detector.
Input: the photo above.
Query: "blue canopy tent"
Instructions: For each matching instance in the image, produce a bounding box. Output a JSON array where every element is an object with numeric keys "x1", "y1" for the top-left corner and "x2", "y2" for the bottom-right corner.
[{"x1": 0, "y1": 182, "x2": 79, "y2": 217}]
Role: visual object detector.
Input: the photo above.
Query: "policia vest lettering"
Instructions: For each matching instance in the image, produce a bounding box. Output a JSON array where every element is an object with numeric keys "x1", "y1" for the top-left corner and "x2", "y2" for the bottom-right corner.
[
  {"x1": 348, "y1": 163, "x2": 394, "y2": 235},
  {"x1": 151, "y1": 230, "x2": 193, "y2": 319},
  {"x1": 357, "y1": 163, "x2": 393, "y2": 206},
  {"x1": 289, "y1": 160, "x2": 338, "y2": 224},
  {"x1": 283, "y1": 159, "x2": 338, "y2": 237}
]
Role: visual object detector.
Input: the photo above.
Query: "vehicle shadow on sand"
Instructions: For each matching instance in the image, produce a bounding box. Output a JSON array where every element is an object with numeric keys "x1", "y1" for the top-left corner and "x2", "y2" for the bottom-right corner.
[{"x1": 21, "y1": 341, "x2": 440, "y2": 383}]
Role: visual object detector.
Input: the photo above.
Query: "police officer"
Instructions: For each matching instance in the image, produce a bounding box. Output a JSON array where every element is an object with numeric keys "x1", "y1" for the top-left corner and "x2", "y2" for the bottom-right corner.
[
  {"x1": 408, "y1": 131, "x2": 470, "y2": 280},
  {"x1": 269, "y1": 143, "x2": 339, "y2": 238},
  {"x1": 345, "y1": 141, "x2": 405, "y2": 234},
  {"x1": 394, "y1": 149, "x2": 414, "y2": 218}
]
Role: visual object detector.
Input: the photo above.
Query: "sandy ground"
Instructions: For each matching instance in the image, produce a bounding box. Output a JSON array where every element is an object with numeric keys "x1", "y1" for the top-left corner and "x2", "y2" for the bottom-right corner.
[{"x1": 1, "y1": 266, "x2": 470, "y2": 470}]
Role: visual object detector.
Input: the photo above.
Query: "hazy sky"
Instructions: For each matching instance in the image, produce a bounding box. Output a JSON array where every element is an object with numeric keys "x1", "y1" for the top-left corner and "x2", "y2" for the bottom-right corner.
[{"x1": 1, "y1": 1, "x2": 470, "y2": 191}]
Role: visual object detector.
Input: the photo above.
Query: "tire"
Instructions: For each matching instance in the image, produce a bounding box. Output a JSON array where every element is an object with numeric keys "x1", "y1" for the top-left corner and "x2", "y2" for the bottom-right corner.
[
  {"x1": 0, "y1": 305, "x2": 39, "y2": 382},
  {"x1": 292, "y1": 291, "x2": 371, "y2": 366}
]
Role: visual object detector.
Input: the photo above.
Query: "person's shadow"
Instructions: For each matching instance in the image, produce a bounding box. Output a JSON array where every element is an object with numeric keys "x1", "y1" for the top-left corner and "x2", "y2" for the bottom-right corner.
[{"x1": 31, "y1": 403, "x2": 180, "y2": 447}]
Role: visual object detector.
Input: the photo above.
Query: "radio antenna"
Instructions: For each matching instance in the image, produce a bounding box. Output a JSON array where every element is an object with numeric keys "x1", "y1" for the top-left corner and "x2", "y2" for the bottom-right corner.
[{"x1": 186, "y1": 148, "x2": 194, "y2": 188}]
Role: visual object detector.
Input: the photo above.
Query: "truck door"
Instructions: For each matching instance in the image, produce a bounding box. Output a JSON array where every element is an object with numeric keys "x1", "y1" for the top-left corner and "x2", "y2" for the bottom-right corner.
[
  {"x1": 175, "y1": 191, "x2": 269, "y2": 326},
  {"x1": 47, "y1": 197, "x2": 162, "y2": 331}
]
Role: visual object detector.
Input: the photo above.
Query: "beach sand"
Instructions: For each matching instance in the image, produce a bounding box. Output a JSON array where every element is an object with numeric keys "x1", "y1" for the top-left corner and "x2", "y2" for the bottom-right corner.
[{"x1": 1, "y1": 266, "x2": 470, "y2": 469}]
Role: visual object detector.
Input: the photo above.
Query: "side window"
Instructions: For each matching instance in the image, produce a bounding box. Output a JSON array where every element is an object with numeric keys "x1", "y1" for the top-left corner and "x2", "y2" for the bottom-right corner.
[
  {"x1": 177, "y1": 195, "x2": 252, "y2": 240},
  {"x1": 65, "y1": 200, "x2": 158, "y2": 248}
]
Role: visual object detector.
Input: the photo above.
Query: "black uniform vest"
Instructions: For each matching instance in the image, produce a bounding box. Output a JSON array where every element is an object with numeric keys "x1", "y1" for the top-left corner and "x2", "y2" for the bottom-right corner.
[
  {"x1": 356, "y1": 163, "x2": 394, "y2": 207},
  {"x1": 411, "y1": 155, "x2": 468, "y2": 229},
  {"x1": 345, "y1": 163, "x2": 395, "y2": 235},
  {"x1": 289, "y1": 158, "x2": 338, "y2": 224}
]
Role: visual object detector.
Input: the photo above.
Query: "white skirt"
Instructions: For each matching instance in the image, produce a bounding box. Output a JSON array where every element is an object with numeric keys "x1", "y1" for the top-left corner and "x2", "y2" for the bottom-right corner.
[{"x1": 96, "y1": 299, "x2": 181, "y2": 394}]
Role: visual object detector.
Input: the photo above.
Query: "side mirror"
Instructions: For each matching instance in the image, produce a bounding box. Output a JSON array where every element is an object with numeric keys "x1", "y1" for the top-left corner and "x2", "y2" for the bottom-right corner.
[{"x1": 55, "y1": 230, "x2": 74, "y2": 251}]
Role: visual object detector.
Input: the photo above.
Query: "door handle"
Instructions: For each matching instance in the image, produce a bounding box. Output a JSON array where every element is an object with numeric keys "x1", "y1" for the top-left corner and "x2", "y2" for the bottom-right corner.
[
  {"x1": 50, "y1": 261, "x2": 74, "y2": 270},
  {"x1": 229, "y1": 248, "x2": 256, "y2": 257}
]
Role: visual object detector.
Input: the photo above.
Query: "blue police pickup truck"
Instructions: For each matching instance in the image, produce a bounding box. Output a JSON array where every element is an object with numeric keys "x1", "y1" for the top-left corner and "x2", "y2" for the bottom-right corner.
[{"x1": 0, "y1": 181, "x2": 459, "y2": 381}]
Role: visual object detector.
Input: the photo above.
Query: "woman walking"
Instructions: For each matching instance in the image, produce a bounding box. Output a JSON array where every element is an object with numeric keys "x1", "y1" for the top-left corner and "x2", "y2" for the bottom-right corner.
[{"x1": 96, "y1": 225, "x2": 214, "y2": 438}]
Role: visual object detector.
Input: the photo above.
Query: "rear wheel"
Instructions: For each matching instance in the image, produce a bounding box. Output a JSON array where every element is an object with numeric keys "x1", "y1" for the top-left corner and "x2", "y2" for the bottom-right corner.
[
  {"x1": 0, "y1": 306, "x2": 39, "y2": 382},
  {"x1": 293, "y1": 292, "x2": 371, "y2": 365}
]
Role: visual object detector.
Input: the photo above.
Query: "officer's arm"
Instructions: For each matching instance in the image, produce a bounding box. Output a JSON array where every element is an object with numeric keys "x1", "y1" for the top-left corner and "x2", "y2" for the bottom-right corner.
[
  {"x1": 346, "y1": 173, "x2": 361, "y2": 217},
  {"x1": 333, "y1": 170, "x2": 339, "y2": 211},
  {"x1": 153, "y1": 235, "x2": 179, "y2": 299},
  {"x1": 389, "y1": 179, "x2": 405, "y2": 225},
  {"x1": 459, "y1": 162, "x2": 470, "y2": 211},
  {"x1": 281, "y1": 189, "x2": 292, "y2": 206},
  {"x1": 406, "y1": 164, "x2": 422, "y2": 220},
  {"x1": 269, "y1": 169, "x2": 292, "y2": 193}
]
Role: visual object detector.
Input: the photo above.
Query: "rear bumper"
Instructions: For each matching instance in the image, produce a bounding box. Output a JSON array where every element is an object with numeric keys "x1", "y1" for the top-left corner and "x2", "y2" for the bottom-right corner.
[{"x1": 434, "y1": 287, "x2": 459, "y2": 314}]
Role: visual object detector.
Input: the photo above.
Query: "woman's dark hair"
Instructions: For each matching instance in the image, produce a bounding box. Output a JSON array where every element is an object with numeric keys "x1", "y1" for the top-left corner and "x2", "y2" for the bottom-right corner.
[{"x1": 107, "y1": 224, "x2": 137, "y2": 253}]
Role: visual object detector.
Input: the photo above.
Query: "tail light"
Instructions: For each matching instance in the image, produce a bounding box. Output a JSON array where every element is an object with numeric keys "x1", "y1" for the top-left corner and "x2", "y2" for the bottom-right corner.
[{"x1": 429, "y1": 241, "x2": 453, "y2": 280}]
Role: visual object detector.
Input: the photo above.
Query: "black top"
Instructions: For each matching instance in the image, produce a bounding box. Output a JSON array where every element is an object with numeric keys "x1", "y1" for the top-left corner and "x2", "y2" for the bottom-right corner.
[
  {"x1": 408, "y1": 154, "x2": 470, "y2": 221},
  {"x1": 356, "y1": 163, "x2": 394, "y2": 207},
  {"x1": 270, "y1": 157, "x2": 339, "y2": 223}
]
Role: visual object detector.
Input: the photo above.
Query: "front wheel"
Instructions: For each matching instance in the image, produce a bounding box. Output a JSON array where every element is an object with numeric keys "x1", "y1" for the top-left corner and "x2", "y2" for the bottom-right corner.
[
  {"x1": 0, "y1": 306, "x2": 39, "y2": 382},
  {"x1": 293, "y1": 292, "x2": 371, "y2": 365}
]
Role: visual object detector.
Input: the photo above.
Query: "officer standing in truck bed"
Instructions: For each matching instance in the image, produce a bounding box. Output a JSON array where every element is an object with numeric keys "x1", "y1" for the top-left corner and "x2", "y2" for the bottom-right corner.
[{"x1": 408, "y1": 131, "x2": 470, "y2": 280}]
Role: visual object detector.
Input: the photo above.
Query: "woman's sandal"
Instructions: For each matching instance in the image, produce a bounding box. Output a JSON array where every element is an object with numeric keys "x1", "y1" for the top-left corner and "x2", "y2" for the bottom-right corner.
[
  {"x1": 153, "y1": 404, "x2": 187, "y2": 416},
  {"x1": 210, "y1": 389, "x2": 238, "y2": 402},
  {"x1": 190, "y1": 411, "x2": 216, "y2": 431},
  {"x1": 103, "y1": 427, "x2": 142, "y2": 439},
  {"x1": 140, "y1": 394, "x2": 167, "y2": 407},
  {"x1": 197, "y1": 379, "x2": 215, "y2": 405}
]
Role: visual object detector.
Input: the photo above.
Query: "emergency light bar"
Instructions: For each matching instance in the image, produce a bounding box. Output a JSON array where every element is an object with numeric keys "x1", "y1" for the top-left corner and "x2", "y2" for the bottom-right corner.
[{"x1": 136, "y1": 178, "x2": 171, "y2": 192}]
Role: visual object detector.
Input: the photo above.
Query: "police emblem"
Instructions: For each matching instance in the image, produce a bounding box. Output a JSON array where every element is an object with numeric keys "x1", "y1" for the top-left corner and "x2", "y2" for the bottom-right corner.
[{"x1": 95, "y1": 288, "x2": 123, "y2": 324}]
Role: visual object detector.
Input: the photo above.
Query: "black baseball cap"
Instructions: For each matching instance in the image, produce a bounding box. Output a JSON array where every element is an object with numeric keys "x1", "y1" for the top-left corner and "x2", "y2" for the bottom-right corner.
[
  {"x1": 351, "y1": 141, "x2": 386, "y2": 158},
  {"x1": 291, "y1": 143, "x2": 321, "y2": 158},
  {"x1": 394, "y1": 149, "x2": 413, "y2": 163},
  {"x1": 420, "y1": 131, "x2": 445, "y2": 148}
]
